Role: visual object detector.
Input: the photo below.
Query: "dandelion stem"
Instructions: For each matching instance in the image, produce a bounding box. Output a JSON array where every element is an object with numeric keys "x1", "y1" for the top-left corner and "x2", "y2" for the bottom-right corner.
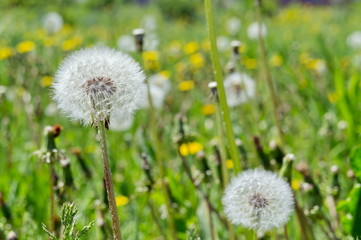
[
  {"x1": 204, "y1": 0, "x2": 241, "y2": 173},
  {"x1": 49, "y1": 164, "x2": 55, "y2": 236},
  {"x1": 255, "y1": 0, "x2": 284, "y2": 147},
  {"x1": 98, "y1": 121, "x2": 123, "y2": 240}
]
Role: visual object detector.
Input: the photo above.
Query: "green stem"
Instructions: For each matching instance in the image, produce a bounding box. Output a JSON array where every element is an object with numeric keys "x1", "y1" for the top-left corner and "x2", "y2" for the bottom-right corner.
[
  {"x1": 98, "y1": 122, "x2": 123, "y2": 240},
  {"x1": 49, "y1": 164, "x2": 55, "y2": 236},
  {"x1": 204, "y1": 0, "x2": 241, "y2": 173},
  {"x1": 255, "y1": 0, "x2": 284, "y2": 147}
]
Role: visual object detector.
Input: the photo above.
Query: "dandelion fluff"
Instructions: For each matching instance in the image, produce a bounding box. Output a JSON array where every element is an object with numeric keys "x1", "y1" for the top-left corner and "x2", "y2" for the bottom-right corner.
[
  {"x1": 43, "y1": 12, "x2": 63, "y2": 34},
  {"x1": 117, "y1": 35, "x2": 136, "y2": 52},
  {"x1": 222, "y1": 169, "x2": 294, "y2": 233},
  {"x1": 247, "y1": 22, "x2": 267, "y2": 40},
  {"x1": 224, "y1": 72, "x2": 255, "y2": 107},
  {"x1": 52, "y1": 47, "x2": 146, "y2": 127},
  {"x1": 141, "y1": 73, "x2": 171, "y2": 109},
  {"x1": 347, "y1": 31, "x2": 361, "y2": 49}
]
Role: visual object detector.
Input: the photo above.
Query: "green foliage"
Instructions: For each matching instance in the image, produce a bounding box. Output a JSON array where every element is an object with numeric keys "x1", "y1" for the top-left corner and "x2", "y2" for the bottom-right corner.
[
  {"x1": 156, "y1": 0, "x2": 201, "y2": 21},
  {"x1": 42, "y1": 203, "x2": 94, "y2": 240}
]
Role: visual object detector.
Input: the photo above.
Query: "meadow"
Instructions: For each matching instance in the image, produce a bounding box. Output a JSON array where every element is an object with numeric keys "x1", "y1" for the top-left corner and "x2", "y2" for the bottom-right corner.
[{"x1": 1, "y1": 0, "x2": 361, "y2": 239}]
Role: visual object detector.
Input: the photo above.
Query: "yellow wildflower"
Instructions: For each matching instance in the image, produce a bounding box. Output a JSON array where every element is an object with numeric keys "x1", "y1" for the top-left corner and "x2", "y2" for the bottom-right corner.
[
  {"x1": 115, "y1": 195, "x2": 129, "y2": 207},
  {"x1": 17, "y1": 41, "x2": 35, "y2": 53},
  {"x1": 328, "y1": 92, "x2": 338, "y2": 104},
  {"x1": 142, "y1": 51, "x2": 160, "y2": 70},
  {"x1": 41, "y1": 76, "x2": 53, "y2": 87},
  {"x1": 62, "y1": 36, "x2": 83, "y2": 51},
  {"x1": 184, "y1": 42, "x2": 198, "y2": 54},
  {"x1": 244, "y1": 58, "x2": 257, "y2": 69},
  {"x1": 226, "y1": 160, "x2": 234, "y2": 169},
  {"x1": 178, "y1": 80, "x2": 195, "y2": 91},
  {"x1": 202, "y1": 104, "x2": 216, "y2": 116},
  {"x1": 179, "y1": 142, "x2": 203, "y2": 156},
  {"x1": 291, "y1": 179, "x2": 300, "y2": 191},
  {"x1": 269, "y1": 54, "x2": 283, "y2": 67},
  {"x1": 0, "y1": 47, "x2": 12, "y2": 60},
  {"x1": 159, "y1": 70, "x2": 170, "y2": 79},
  {"x1": 189, "y1": 53, "x2": 204, "y2": 68}
]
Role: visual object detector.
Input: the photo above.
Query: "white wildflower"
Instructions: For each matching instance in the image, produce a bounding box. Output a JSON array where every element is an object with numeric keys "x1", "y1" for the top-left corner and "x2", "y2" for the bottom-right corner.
[
  {"x1": 222, "y1": 169, "x2": 294, "y2": 233},
  {"x1": 117, "y1": 35, "x2": 136, "y2": 52},
  {"x1": 217, "y1": 36, "x2": 230, "y2": 52},
  {"x1": 141, "y1": 73, "x2": 171, "y2": 109},
  {"x1": 43, "y1": 12, "x2": 63, "y2": 34},
  {"x1": 247, "y1": 22, "x2": 267, "y2": 40},
  {"x1": 227, "y1": 17, "x2": 241, "y2": 35},
  {"x1": 347, "y1": 31, "x2": 361, "y2": 49},
  {"x1": 224, "y1": 72, "x2": 255, "y2": 107},
  {"x1": 52, "y1": 47, "x2": 146, "y2": 128}
]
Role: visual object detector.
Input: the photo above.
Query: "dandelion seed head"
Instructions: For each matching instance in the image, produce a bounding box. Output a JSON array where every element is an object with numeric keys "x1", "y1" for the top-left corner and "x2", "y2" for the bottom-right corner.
[
  {"x1": 222, "y1": 169, "x2": 294, "y2": 233},
  {"x1": 43, "y1": 12, "x2": 63, "y2": 34},
  {"x1": 53, "y1": 47, "x2": 146, "y2": 127},
  {"x1": 347, "y1": 31, "x2": 361, "y2": 49},
  {"x1": 224, "y1": 72, "x2": 255, "y2": 107},
  {"x1": 247, "y1": 22, "x2": 267, "y2": 40}
]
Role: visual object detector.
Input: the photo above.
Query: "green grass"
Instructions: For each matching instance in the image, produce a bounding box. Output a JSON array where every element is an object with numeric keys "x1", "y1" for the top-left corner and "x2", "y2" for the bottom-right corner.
[{"x1": 1, "y1": 1, "x2": 361, "y2": 239}]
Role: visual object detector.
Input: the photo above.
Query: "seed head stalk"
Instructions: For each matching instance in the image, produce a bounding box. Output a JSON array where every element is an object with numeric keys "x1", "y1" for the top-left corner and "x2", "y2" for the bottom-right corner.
[
  {"x1": 204, "y1": 0, "x2": 241, "y2": 173},
  {"x1": 98, "y1": 121, "x2": 122, "y2": 240}
]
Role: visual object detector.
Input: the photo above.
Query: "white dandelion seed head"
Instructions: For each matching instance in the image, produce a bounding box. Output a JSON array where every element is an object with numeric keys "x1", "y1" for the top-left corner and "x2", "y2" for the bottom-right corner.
[
  {"x1": 144, "y1": 32, "x2": 159, "y2": 51},
  {"x1": 52, "y1": 46, "x2": 146, "y2": 126},
  {"x1": 43, "y1": 12, "x2": 63, "y2": 34},
  {"x1": 117, "y1": 35, "x2": 136, "y2": 52},
  {"x1": 347, "y1": 31, "x2": 361, "y2": 49},
  {"x1": 217, "y1": 36, "x2": 230, "y2": 52},
  {"x1": 224, "y1": 72, "x2": 255, "y2": 107},
  {"x1": 227, "y1": 17, "x2": 241, "y2": 35},
  {"x1": 109, "y1": 116, "x2": 134, "y2": 132},
  {"x1": 222, "y1": 169, "x2": 294, "y2": 233},
  {"x1": 140, "y1": 73, "x2": 170, "y2": 109},
  {"x1": 142, "y1": 15, "x2": 157, "y2": 31},
  {"x1": 247, "y1": 22, "x2": 267, "y2": 40}
]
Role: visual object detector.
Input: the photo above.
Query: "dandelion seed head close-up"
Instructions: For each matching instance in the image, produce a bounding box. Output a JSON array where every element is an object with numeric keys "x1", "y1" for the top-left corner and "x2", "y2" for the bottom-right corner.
[
  {"x1": 224, "y1": 72, "x2": 255, "y2": 107},
  {"x1": 52, "y1": 46, "x2": 146, "y2": 127},
  {"x1": 42, "y1": 12, "x2": 63, "y2": 34},
  {"x1": 222, "y1": 169, "x2": 294, "y2": 233}
]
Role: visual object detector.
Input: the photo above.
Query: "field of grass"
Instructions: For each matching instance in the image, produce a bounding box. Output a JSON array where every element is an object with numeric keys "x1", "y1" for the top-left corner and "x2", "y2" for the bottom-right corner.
[{"x1": 1, "y1": 0, "x2": 361, "y2": 239}]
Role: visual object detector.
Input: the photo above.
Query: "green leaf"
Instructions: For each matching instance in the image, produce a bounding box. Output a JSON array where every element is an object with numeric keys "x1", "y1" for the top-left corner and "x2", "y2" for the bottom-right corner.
[{"x1": 350, "y1": 147, "x2": 361, "y2": 182}]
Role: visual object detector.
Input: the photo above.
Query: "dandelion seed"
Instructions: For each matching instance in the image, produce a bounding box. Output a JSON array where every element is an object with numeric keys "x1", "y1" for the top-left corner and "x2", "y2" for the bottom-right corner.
[
  {"x1": 141, "y1": 72, "x2": 171, "y2": 109},
  {"x1": 347, "y1": 31, "x2": 361, "y2": 49},
  {"x1": 224, "y1": 72, "x2": 255, "y2": 107},
  {"x1": 227, "y1": 17, "x2": 241, "y2": 35},
  {"x1": 247, "y1": 22, "x2": 267, "y2": 40},
  {"x1": 222, "y1": 169, "x2": 294, "y2": 233},
  {"x1": 43, "y1": 12, "x2": 63, "y2": 34},
  {"x1": 117, "y1": 35, "x2": 136, "y2": 52},
  {"x1": 52, "y1": 46, "x2": 146, "y2": 129}
]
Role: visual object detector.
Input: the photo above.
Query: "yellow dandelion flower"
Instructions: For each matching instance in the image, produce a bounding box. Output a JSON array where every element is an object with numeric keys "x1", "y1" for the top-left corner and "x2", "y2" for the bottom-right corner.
[
  {"x1": 269, "y1": 54, "x2": 283, "y2": 67},
  {"x1": 244, "y1": 58, "x2": 257, "y2": 69},
  {"x1": 178, "y1": 80, "x2": 195, "y2": 91},
  {"x1": 62, "y1": 36, "x2": 83, "y2": 51},
  {"x1": 40, "y1": 76, "x2": 53, "y2": 87},
  {"x1": 189, "y1": 53, "x2": 204, "y2": 68},
  {"x1": 291, "y1": 179, "x2": 300, "y2": 191},
  {"x1": 239, "y1": 44, "x2": 247, "y2": 53},
  {"x1": 159, "y1": 70, "x2": 170, "y2": 79},
  {"x1": 143, "y1": 51, "x2": 159, "y2": 61},
  {"x1": 226, "y1": 160, "x2": 234, "y2": 169},
  {"x1": 179, "y1": 142, "x2": 203, "y2": 156},
  {"x1": 0, "y1": 47, "x2": 12, "y2": 60},
  {"x1": 115, "y1": 195, "x2": 129, "y2": 207},
  {"x1": 17, "y1": 41, "x2": 35, "y2": 54},
  {"x1": 328, "y1": 92, "x2": 338, "y2": 104},
  {"x1": 202, "y1": 104, "x2": 216, "y2": 116},
  {"x1": 184, "y1": 42, "x2": 198, "y2": 55}
]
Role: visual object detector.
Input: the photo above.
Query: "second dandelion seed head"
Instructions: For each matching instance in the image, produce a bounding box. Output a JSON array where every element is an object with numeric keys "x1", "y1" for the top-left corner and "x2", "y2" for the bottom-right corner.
[{"x1": 222, "y1": 169, "x2": 294, "y2": 234}]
